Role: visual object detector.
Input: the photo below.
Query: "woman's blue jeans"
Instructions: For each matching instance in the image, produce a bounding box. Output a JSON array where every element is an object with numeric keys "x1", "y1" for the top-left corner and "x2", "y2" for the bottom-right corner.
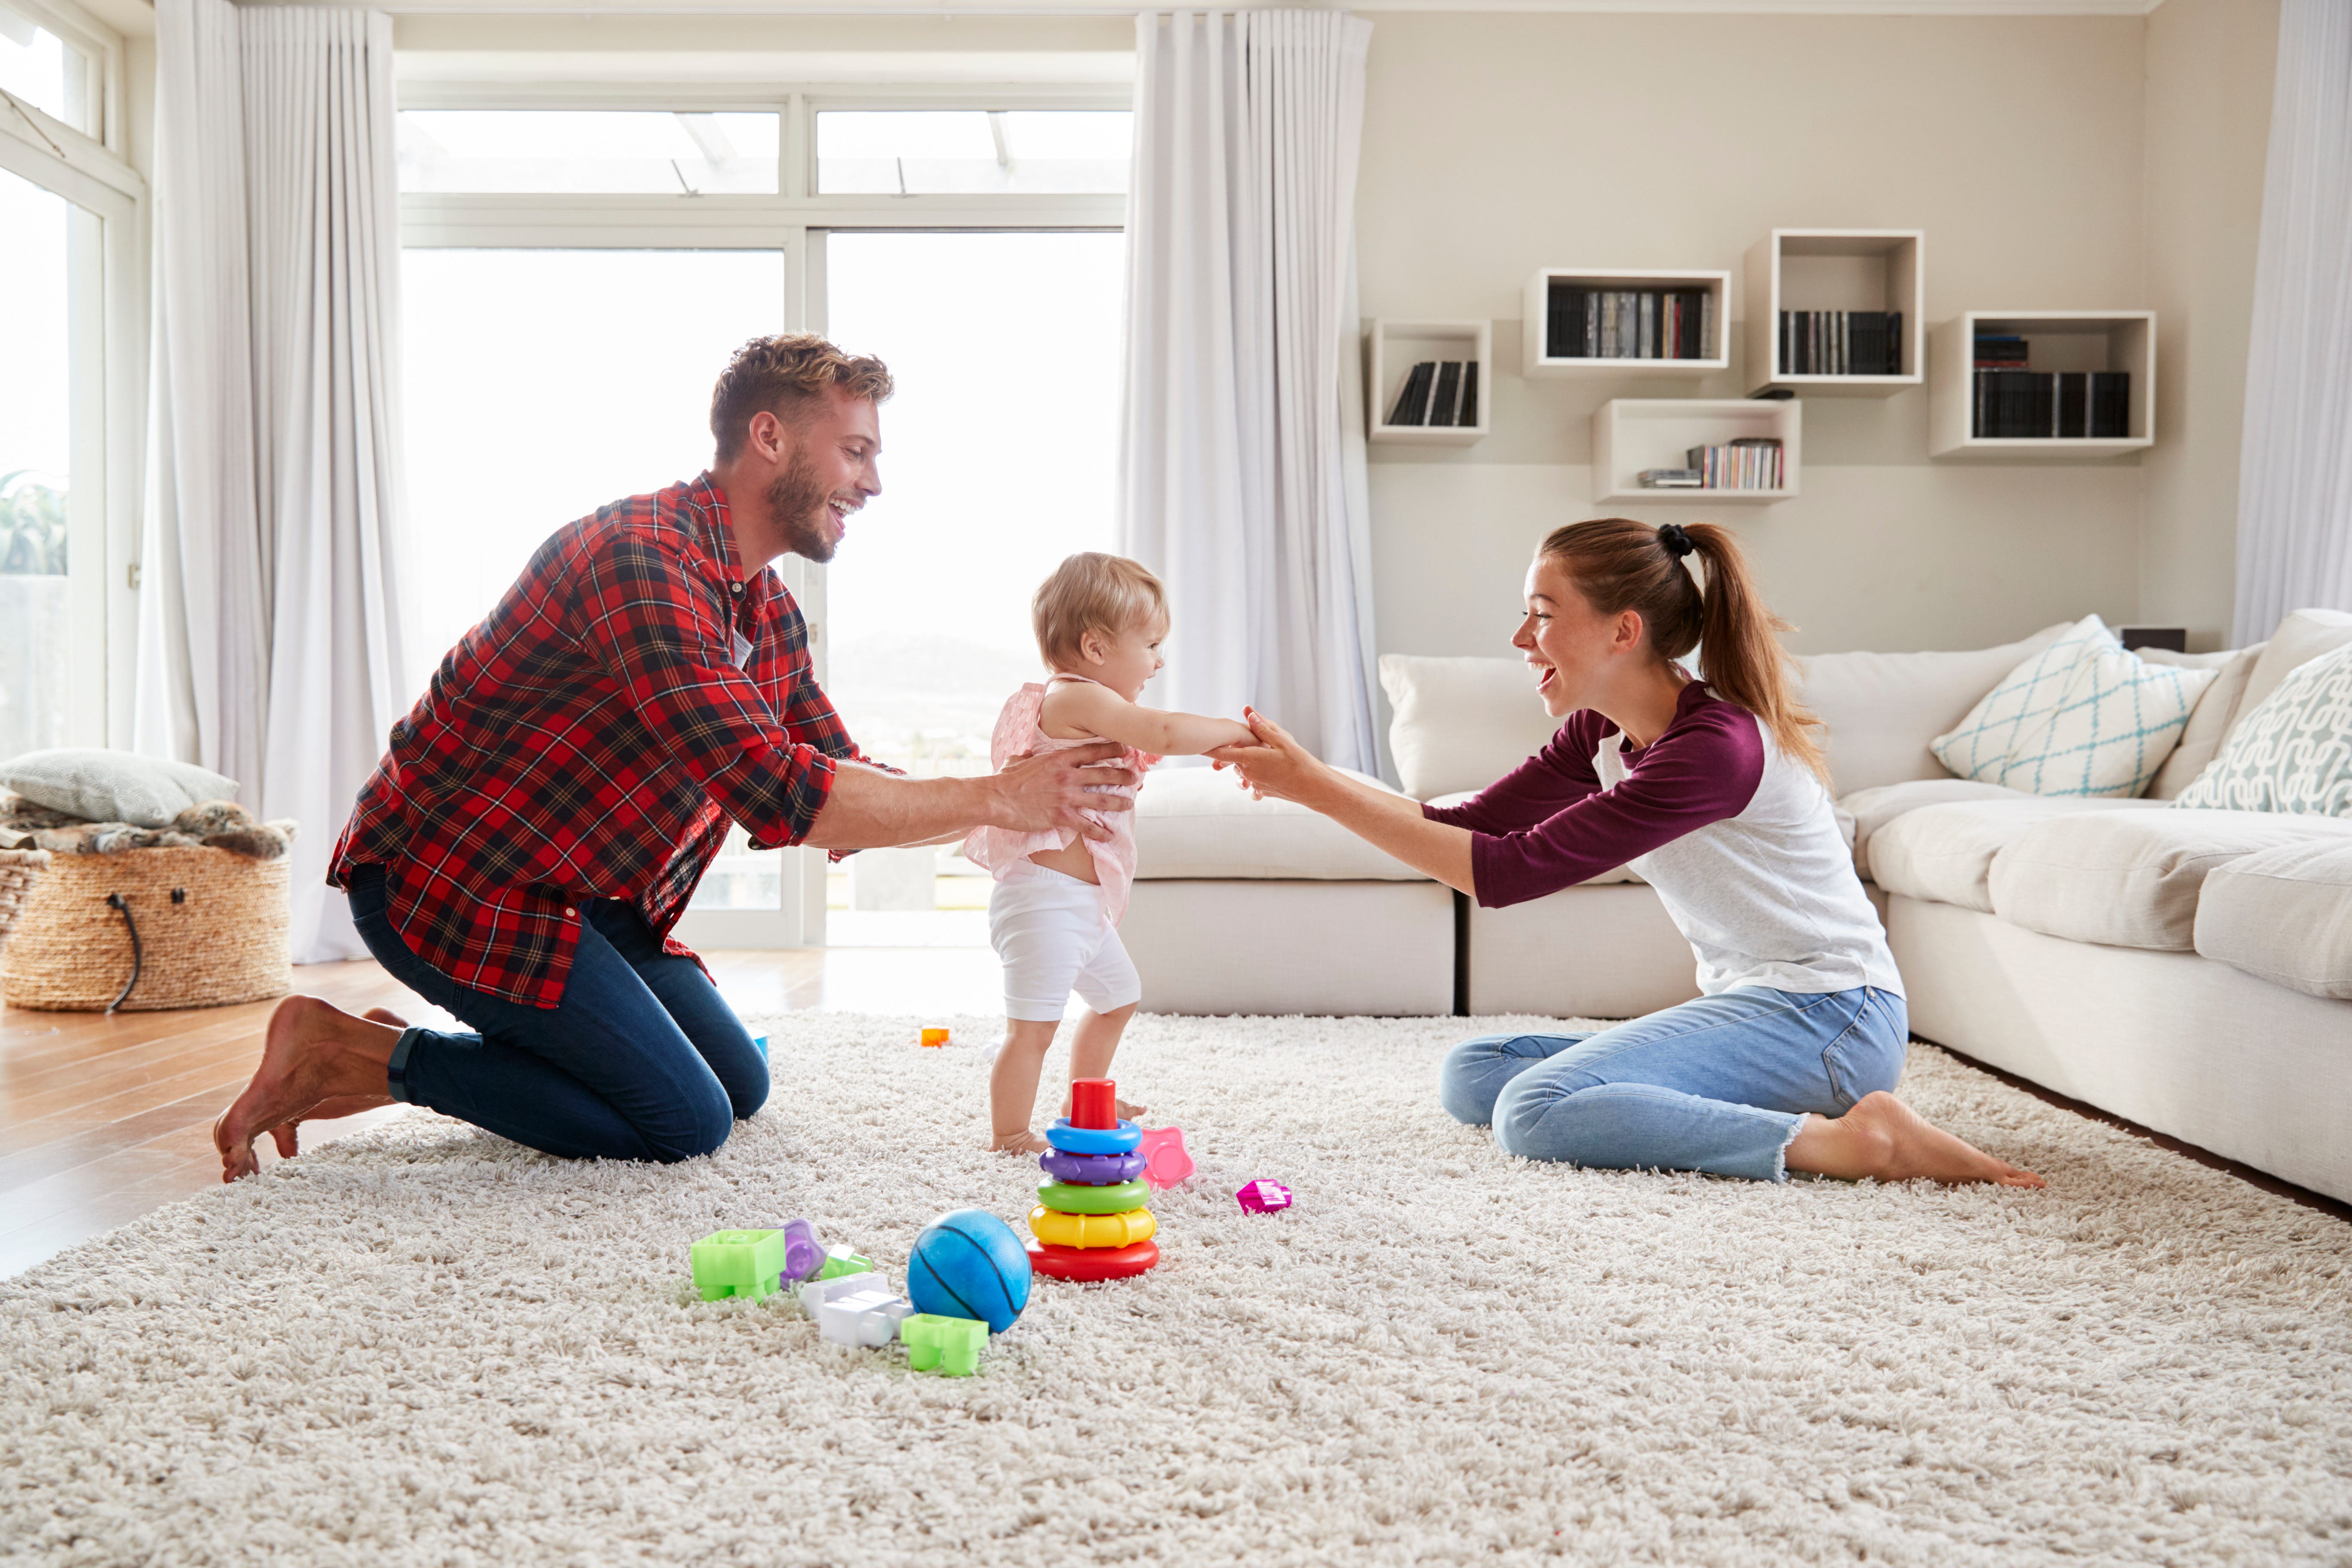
[
  {"x1": 347, "y1": 863, "x2": 766, "y2": 1164},
  {"x1": 1439, "y1": 986, "x2": 1907, "y2": 1182}
]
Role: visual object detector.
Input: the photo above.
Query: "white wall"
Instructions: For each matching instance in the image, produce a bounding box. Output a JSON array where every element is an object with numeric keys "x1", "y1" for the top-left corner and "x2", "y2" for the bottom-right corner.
[
  {"x1": 2141, "y1": 0, "x2": 2278, "y2": 651},
  {"x1": 1357, "y1": 12, "x2": 2161, "y2": 664}
]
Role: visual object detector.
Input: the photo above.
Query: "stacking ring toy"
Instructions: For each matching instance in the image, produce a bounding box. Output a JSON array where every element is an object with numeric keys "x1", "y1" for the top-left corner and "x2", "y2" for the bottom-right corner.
[
  {"x1": 1027, "y1": 1237, "x2": 1159, "y2": 1281},
  {"x1": 1044, "y1": 1118, "x2": 1141, "y2": 1156},
  {"x1": 1036, "y1": 1180, "x2": 1150, "y2": 1215},
  {"x1": 1040, "y1": 1149, "x2": 1146, "y2": 1186},
  {"x1": 1027, "y1": 1204, "x2": 1156, "y2": 1250}
]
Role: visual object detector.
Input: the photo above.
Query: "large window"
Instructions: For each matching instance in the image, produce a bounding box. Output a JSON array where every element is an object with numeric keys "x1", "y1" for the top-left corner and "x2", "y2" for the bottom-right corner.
[
  {"x1": 0, "y1": 0, "x2": 133, "y2": 758},
  {"x1": 395, "y1": 89, "x2": 1129, "y2": 948}
]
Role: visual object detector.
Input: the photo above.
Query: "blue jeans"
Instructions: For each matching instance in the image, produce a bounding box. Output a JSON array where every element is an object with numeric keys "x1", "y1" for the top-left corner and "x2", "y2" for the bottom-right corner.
[
  {"x1": 347, "y1": 863, "x2": 767, "y2": 1164},
  {"x1": 1439, "y1": 986, "x2": 1907, "y2": 1182}
]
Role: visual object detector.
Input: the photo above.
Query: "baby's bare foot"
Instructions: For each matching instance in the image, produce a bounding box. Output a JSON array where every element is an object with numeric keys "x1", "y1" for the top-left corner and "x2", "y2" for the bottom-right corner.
[
  {"x1": 988, "y1": 1130, "x2": 1052, "y2": 1157},
  {"x1": 1115, "y1": 1096, "x2": 1147, "y2": 1122}
]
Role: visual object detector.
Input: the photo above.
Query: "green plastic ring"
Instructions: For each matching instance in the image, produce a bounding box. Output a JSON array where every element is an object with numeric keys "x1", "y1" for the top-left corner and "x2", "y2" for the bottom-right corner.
[{"x1": 1036, "y1": 1180, "x2": 1149, "y2": 1215}]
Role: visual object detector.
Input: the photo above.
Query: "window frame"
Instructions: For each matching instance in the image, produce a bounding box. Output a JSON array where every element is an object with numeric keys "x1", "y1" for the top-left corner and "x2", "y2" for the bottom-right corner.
[
  {"x1": 0, "y1": 0, "x2": 144, "y2": 750},
  {"x1": 397, "y1": 80, "x2": 1128, "y2": 948}
]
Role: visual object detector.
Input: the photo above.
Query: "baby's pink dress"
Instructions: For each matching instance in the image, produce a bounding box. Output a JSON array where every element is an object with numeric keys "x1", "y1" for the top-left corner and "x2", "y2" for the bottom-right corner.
[{"x1": 961, "y1": 674, "x2": 1158, "y2": 925}]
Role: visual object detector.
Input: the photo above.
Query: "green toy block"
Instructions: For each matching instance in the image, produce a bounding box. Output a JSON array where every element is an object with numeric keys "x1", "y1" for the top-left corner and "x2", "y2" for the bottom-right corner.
[
  {"x1": 690, "y1": 1228, "x2": 791, "y2": 1302},
  {"x1": 901, "y1": 1313, "x2": 987, "y2": 1376},
  {"x1": 815, "y1": 1244, "x2": 874, "y2": 1282}
]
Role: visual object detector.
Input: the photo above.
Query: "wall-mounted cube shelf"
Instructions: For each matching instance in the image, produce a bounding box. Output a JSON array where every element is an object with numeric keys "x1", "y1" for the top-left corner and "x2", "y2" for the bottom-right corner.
[
  {"x1": 1521, "y1": 269, "x2": 1731, "y2": 377},
  {"x1": 1592, "y1": 398, "x2": 1801, "y2": 505},
  {"x1": 1928, "y1": 310, "x2": 2155, "y2": 457},
  {"x1": 1743, "y1": 229, "x2": 1924, "y2": 396},
  {"x1": 1367, "y1": 318, "x2": 1490, "y2": 445}
]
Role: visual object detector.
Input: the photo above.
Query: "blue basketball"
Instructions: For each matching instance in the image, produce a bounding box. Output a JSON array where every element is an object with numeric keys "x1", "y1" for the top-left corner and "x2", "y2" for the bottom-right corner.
[{"x1": 905, "y1": 1209, "x2": 1032, "y2": 1334}]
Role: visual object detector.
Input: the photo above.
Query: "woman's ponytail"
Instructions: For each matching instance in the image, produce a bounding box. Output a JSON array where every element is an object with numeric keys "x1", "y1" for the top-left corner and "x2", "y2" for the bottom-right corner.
[{"x1": 1536, "y1": 518, "x2": 1830, "y2": 785}]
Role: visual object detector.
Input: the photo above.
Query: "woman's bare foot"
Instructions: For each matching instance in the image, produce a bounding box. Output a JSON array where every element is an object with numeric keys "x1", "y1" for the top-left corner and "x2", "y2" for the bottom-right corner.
[
  {"x1": 214, "y1": 996, "x2": 402, "y2": 1182},
  {"x1": 988, "y1": 1130, "x2": 1052, "y2": 1157},
  {"x1": 264, "y1": 1007, "x2": 407, "y2": 1159},
  {"x1": 1787, "y1": 1091, "x2": 2045, "y2": 1188}
]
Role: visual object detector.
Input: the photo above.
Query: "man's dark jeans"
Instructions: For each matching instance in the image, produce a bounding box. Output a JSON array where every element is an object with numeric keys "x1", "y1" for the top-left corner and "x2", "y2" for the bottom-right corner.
[{"x1": 348, "y1": 864, "x2": 766, "y2": 1162}]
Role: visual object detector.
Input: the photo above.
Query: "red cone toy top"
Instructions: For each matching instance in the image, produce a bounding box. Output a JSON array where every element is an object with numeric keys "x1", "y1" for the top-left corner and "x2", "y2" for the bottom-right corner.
[{"x1": 1069, "y1": 1077, "x2": 1118, "y2": 1130}]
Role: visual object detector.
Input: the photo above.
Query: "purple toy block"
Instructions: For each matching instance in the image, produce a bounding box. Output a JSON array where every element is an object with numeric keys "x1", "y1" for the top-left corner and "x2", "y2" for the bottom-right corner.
[
  {"x1": 1236, "y1": 1179, "x2": 1293, "y2": 1214},
  {"x1": 1039, "y1": 1149, "x2": 1147, "y2": 1186},
  {"x1": 779, "y1": 1218, "x2": 822, "y2": 1283}
]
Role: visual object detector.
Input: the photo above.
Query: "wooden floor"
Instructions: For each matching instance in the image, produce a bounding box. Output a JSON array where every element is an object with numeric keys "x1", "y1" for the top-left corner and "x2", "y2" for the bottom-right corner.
[{"x1": 0, "y1": 948, "x2": 1004, "y2": 1280}]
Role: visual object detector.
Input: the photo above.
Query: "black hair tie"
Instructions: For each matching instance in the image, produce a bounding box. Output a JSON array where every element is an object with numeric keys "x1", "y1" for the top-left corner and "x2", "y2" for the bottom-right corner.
[{"x1": 1656, "y1": 523, "x2": 1696, "y2": 559}]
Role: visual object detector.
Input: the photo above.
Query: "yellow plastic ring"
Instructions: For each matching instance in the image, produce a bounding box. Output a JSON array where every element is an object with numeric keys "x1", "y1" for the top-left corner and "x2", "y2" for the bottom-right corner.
[{"x1": 1026, "y1": 1204, "x2": 1157, "y2": 1250}]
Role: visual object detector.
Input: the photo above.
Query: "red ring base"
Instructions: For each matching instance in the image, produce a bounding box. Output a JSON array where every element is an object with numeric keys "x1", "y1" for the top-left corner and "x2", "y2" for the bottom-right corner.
[{"x1": 1026, "y1": 1237, "x2": 1160, "y2": 1281}]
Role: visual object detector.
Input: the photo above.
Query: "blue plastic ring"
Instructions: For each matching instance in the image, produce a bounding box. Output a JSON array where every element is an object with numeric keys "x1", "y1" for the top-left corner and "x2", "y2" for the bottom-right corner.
[{"x1": 1044, "y1": 1118, "x2": 1141, "y2": 1155}]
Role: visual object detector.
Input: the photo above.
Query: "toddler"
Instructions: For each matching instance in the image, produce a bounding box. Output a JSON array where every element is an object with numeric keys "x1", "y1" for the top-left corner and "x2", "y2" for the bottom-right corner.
[{"x1": 962, "y1": 553, "x2": 1254, "y2": 1155}]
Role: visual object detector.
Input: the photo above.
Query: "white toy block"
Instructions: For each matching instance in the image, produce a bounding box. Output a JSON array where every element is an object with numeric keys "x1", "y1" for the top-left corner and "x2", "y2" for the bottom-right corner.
[
  {"x1": 815, "y1": 1286, "x2": 914, "y2": 1349},
  {"x1": 797, "y1": 1272, "x2": 882, "y2": 1318}
]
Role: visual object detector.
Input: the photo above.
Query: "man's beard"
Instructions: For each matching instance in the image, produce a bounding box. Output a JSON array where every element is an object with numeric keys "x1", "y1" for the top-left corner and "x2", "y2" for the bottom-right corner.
[{"x1": 765, "y1": 448, "x2": 839, "y2": 563}]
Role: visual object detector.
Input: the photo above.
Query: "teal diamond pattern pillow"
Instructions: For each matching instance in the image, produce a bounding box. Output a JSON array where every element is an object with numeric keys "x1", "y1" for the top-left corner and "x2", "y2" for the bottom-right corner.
[
  {"x1": 2173, "y1": 641, "x2": 2352, "y2": 815},
  {"x1": 1931, "y1": 614, "x2": 2220, "y2": 798}
]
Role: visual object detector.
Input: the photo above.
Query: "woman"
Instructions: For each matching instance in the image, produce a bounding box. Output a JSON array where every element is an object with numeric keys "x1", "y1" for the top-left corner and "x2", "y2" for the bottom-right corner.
[{"x1": 1213, "y1": 518, "x2": 2041, "y2": 1188}]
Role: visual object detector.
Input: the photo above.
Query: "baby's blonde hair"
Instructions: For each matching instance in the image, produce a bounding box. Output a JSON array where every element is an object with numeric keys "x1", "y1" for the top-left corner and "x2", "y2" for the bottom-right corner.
[{"x1": 1033, "y1": 552, "x2": 1167, "y2": 671}]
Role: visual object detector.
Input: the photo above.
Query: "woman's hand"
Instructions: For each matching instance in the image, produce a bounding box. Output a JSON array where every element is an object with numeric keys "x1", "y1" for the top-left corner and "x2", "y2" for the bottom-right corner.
[{"x1": 1205, "y1": 707, "x2": 1334, "y2": 806}]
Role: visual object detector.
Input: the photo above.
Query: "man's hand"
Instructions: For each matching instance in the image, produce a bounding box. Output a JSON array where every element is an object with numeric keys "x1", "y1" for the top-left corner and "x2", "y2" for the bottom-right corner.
[{"x1": 984, "y1": 743, "x2": 1139, "y2": 843}]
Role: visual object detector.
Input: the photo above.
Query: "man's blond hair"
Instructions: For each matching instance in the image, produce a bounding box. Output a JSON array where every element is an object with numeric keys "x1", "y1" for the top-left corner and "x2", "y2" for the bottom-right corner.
[
  {"x1": 710, "y1": 334, "x2": 894, "y2": 460},
  {"x1": 1033, "y1": 553, "x2": 1167, "y2": 670}
]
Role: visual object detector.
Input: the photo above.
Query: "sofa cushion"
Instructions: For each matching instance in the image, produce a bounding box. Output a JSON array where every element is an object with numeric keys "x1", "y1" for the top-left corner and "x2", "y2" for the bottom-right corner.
[
  {"x1": 1867, "y1": 796, "x2": 2167, "y2": 913},
  {"x1": 2234, "y1": 607, "x2": 2352, "y2": 722},
  {"x1": 1929, "y1": 615, "x2": 2217, "y2": 799},
  {"x1": 2172, "y1": 642, "x2": 2352, "y2": 817},
  {"x1": 2194, "y1": 840, "x2": 2352, "y2": 999},
  {"x1": 1988, "y1": 809, "x2": 2352, "y2": 950},
  {"x1": 2141, "y1": 646, "x2": 2264, "y2": 799},
  {"x1": 1791, "y1": 622, "x2": 2068, "y2": 796},
  {"x1": 1834, "y1": 778, "x2": 2035, "y2": 882},
  {"x1": 1378, "y1": 655, "x2": 1561, "y2": 800},
  {"x1": 1134, "y1": 765, "x2": 1427, "y2": 881},
  {"x1": 0, "y1": 748, "x2": 242, "y2": 830}
]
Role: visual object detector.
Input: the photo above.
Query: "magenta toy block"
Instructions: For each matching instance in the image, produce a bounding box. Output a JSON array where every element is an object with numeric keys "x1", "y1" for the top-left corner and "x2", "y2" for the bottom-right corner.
[
  {"x1": 1069, "y1": 1077, "x2": 1118, "y2": 1130},
  {"x1": 1236, "y1": 1179, "x2": 1293, "y2": 1214},
  {"x1": 1136, "y1": 1127, "x2": 1194, "y2": 1190}
]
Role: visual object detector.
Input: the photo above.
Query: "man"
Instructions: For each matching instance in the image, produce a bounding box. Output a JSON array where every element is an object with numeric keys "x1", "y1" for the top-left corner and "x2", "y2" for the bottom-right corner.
[{"x1": 212, "y1": 335, "x2": 1135, "y2": 1181}]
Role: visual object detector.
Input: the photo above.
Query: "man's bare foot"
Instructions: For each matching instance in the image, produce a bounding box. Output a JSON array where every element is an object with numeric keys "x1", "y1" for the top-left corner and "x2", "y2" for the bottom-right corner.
[
  {"x1": 988, "y1": 1130, "x2": 1051, "y2": 1157},
  {"x1": 266, "y1": 1008, "x2": 407, "y2": 1158},
  {"x1": 1788, "y1": 1091, "x2": 2045, "y2": 1188},
  {"x1": 214, "y1": 996, "x2": 401, "y2": 1183}
]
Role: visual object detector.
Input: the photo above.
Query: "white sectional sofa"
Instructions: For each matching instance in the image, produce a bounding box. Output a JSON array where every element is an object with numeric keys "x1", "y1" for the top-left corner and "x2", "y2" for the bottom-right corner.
[{"x1": 1127, "y1": 609, "x2": 2352, "y2": 1205}]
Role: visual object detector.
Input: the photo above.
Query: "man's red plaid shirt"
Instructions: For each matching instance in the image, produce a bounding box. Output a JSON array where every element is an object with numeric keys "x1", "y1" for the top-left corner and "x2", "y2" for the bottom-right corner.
[{"x1": 330, "y1": 474, "x2": 870, "y2": 1007}]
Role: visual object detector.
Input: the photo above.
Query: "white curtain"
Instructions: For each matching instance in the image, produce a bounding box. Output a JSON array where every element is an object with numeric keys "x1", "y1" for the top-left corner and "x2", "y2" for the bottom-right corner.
[
  {"x1": 1119, "y1": 9, "x2": 1381, "y2": 775},
  {"x1": 137, "y1": 0, "x2": 412, "y2": 963},
  {"x1": 2233, "y1": 0, "x2": 2352, "y2": 646}
]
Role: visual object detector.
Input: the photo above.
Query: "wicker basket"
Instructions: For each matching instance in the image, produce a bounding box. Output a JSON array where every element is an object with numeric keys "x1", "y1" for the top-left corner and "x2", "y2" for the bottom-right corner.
[
  {"x1": 0, "y1": 846, "x2": 291, "y2": 1012},
  {"x1": 0, "y1": 847, "x2": 48, "y2": 959}
]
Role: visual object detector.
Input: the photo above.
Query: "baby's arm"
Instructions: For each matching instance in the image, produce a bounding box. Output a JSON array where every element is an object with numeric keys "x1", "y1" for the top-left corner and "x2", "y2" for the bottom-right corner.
[{"x1": 1041, "y1": 681, "x2": 1255, "y2": 756}]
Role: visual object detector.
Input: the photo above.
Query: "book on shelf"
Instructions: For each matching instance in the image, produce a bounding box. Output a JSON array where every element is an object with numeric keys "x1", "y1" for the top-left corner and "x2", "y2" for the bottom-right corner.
[
  {"x1": 1969, "y1": 360, "x2": 2131, "y2": 438},
  {"x1": 1545, "y1": 284, "x2": 1716, "y2": 361},
  {"x1": 1385, "y1": 360, "x2": 1481, "y2": 429},
  {"x1": 1639, "y1": 469, "x2": 1704, "y2": 489},
  {"x1": 1776, "y1": 310, "x2": 1903, "y2": 376},
  {"x1": 1682, "y1": 437, "x2": 1784, "y2": 491}
]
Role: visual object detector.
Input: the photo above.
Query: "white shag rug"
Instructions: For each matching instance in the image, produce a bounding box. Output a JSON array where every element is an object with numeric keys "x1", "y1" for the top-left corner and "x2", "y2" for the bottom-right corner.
[{"x1": 4, "y1": 1012, "x2": 2350, "y2": 1567}]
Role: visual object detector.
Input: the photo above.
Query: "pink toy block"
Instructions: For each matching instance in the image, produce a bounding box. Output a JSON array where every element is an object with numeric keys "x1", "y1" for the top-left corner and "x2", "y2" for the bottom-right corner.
[
  {"x1": 1236, "y1": 1179, "x2": 1293, "y2": 1214},
  {"x1": 1136, "y1": 1127, "x2": 1194, "y2": 1190}
]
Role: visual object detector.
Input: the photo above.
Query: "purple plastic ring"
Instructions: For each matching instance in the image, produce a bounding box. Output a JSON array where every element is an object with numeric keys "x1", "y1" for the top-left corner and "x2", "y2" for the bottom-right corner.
[{"x1": 1040, "y1": 1149, "x2": 1146, "y2": 1186}]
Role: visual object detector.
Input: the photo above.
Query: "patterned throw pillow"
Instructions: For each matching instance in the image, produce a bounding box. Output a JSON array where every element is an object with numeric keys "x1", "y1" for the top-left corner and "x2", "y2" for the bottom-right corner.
[
  {"x1": 2172, "y1": 641, "x2": 2352, "y2": 815},
  {"x1": 1931, "y1": 614, "x2": 2220, "y2": 798}
]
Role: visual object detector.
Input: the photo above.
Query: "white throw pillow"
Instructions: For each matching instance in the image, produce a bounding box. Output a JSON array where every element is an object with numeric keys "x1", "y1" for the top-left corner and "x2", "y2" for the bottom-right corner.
[
  {"x1": 2173, "y1": 642, "x2": 2352, "y2": 815},
  {"x1": 1929, "y1": 615, "x2": 2217, "y2": 799},
  {"x1": 2140, "y1": 645, "x2": 2264, "y2": 799},
  {"x1": 0, "y1": 747, "x2": 242, "y2": 828},
  {"x1": 1379, "y1": 655, "x2": 1561, "y2": 801}
]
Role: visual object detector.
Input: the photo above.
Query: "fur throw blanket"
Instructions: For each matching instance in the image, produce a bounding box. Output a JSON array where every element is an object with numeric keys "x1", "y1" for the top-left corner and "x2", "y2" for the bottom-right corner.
[{"x1": 0, "y1": 796, "x2": 298, "y2": 860}]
